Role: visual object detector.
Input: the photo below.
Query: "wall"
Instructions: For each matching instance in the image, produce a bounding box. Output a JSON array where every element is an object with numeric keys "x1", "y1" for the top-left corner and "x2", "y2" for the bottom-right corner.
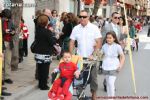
[
  {"x1": 35, "y1": 0, "x2": 55, "y2": 12},
  {"x1": 35, "y1": 0, "x2": 76, "y2": 15},
  {"x1": 23, "y1": 0, "x2": 35, "y2": 48},
  {"x1": 0, "y1": 0, "x2": 4, "y2": 12}
]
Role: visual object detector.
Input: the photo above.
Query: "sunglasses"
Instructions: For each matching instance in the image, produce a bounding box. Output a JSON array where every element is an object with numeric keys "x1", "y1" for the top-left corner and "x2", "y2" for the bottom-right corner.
[
  {"x1": 79, "y1": 16, "x2": 88, "y2": 19},
  {"x1": 114, "y1": 17, "x2": 120, "y2": 19}
]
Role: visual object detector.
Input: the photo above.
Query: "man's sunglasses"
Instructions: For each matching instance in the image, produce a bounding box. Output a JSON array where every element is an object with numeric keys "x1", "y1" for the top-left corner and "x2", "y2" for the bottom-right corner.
[
  {"x1": 79, "y1": 16, "x2": 88, "y2": 18},
  {"x1": 114, "y1": 17, "x2": 120, "y2": 19}
]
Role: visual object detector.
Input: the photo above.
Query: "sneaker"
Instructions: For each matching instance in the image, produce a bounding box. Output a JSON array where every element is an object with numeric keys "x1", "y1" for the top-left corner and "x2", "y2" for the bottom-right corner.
[
  {"x1": 48, "y1": 92, "x2": 56, "y2": 98},
  {"x1": 51, "y1": 92, "x2": 56, "y2": 98},
  {"x1": 4, "y1": 79, "x2": 13, "y2": 84},
  {"x1": 1, "y1": 91, "x2": 11, "y2": 96},
  {"x1": 0, "y1": 96, "x2": 4, "y2": 100},
  {"x1": 55, "y1": 99, "x2": 60, "y2": 100},
  {"x1": 2, "y1": 87, "x2": 7, "y2": 90},
  {"x1": 58, "y1": 94, "x2": 64, "y2": 100},
  {"x1": 39, "y1": 85, "x2": 49, "y2": 90}
]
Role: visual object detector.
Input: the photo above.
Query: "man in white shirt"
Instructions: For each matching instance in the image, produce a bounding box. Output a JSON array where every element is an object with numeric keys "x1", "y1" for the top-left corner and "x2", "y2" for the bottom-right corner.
[{"x1": 69, "y1": 10, "x2": 102, "y2": 100}]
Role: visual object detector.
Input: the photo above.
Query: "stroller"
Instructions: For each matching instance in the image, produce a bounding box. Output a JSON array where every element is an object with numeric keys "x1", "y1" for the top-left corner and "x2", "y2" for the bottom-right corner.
[
  {"x1": 73, "y1": 57, "x2": 98, "y2": 100},
  {"x1": 48, "y1": 55, "x2": 98, "y2": 100}
]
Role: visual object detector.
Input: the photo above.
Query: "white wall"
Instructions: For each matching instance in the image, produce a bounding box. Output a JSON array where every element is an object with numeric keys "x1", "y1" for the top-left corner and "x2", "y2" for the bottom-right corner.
[
  {"x1": 58, "y1": 0, "x2": 70, "y2": 15},
  {"x1": 0, "y1": 0, "x2": 4, "y2": 12},
  {"x1": 23, "y1": 0, "x2": 35, "y2": 48}
]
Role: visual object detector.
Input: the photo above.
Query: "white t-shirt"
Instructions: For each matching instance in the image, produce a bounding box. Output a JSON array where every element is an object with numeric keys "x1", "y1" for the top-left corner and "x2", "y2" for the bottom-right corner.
[
  {"x1": 70, "y1": 22, "x2": 102, "y2": 57},
  {"x1": 102, "y1": 43, "x2": 123, "y2": 70}
]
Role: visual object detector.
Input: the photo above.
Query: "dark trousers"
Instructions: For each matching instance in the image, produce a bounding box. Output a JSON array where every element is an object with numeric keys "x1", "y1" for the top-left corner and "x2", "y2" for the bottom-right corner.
[
  {"x1": 147, "y1": 27, "x2": 150, "y2": 37},
  {"x1": 23, "y1": 39, "x2": 28, "y2": 56},
  {"x1": 37, "y1": 62, "x2": 50, "y2": 88},
  {"x1": 19, "y1": 48, "x2": 24, "y2": 62}
]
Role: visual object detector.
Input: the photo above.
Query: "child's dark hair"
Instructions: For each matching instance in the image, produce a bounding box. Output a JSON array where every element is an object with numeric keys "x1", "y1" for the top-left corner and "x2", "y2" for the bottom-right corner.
[
  {"x1": 62, "y1": 50, "x2": 71, "y2": 57},
  {"x1": 105, "y1": 31, "x2": 120, "y2": 44}
]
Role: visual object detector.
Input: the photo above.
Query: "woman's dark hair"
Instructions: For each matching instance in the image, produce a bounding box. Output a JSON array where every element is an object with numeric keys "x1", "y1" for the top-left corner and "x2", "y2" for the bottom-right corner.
[
  {"x1": 105, "y1": 31, "x2": 120, "y2": 44},
  {"x1": 60, "y1": 12, "x2": 67, "y2": 22},
  {"x1": 89, "y1": 15, "x2": 95, "y2": 23},
  {"x1": 119, "y1": 17, "x2": 126, "y2": 26},
  {"x1": 37, "y1": 14, "x2": 49, "y2": 27},
  {"x1": 1, "y1": 9, "x2": 11, "y2": 19},
  {"x1": 66, "y1": 12, "x2": 78, "y2": 25}
]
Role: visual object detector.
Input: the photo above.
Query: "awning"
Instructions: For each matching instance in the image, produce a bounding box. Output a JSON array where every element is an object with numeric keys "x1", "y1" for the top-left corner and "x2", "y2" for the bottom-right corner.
[{"x1": 84, "y1": 0, "x2": 94, "y2": 5}]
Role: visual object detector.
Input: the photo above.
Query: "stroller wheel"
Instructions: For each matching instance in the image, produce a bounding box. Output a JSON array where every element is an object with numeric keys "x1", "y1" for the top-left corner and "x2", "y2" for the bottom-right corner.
[
  {"x1": 79, "y1": 96, "x2": 90, "y2": 100},
  {"x1": 76, "y1": 85, "x2": 86, "y2": 100}
]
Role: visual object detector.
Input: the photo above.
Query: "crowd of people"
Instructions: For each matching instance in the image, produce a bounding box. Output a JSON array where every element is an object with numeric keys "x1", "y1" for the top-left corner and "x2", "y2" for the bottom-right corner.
[{"x1": 0, "y1": 7, "x2": 150, "y2": 100}]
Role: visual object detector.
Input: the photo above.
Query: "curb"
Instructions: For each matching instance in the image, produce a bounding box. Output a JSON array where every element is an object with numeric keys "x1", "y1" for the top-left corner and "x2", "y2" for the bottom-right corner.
[{"x1": 6, "y1": 83, "x2": 37, "y2": 100}]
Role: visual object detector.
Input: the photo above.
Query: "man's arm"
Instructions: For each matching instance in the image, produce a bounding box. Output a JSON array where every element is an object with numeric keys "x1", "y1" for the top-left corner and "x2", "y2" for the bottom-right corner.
[
  {"x1": 69, "y1": 39, "x2": 75, "y2": 54},
  {"x1": 88, "y1": 37, "x2": 102, "y2": 60},
  {"x1": 95, "y1": 37, "x2": 102, "y2": 50}
]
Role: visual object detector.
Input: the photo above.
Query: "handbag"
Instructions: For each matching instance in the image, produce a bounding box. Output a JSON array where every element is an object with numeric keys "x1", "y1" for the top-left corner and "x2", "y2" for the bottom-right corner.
[{"x1": 30, "y1": 40, "x2": 36, "y2": 53}]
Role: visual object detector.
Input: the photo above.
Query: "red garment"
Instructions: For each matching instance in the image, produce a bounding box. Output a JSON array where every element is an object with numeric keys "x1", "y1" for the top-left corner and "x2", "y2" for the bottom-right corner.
[
  {"x1": 48, "y1": 62, "x2": 77, "y2": 99},
  {"x1": 50, "y1": 78, "x2": 72, "y2": 95},
  {"x1": 3, "y1": 21, "x2": 11, "y2": 42},
  {"x1": 48, "y1": 87, "x2": 72, "y2": 100},
  {"x1": 135, "y1": 24, "x2": 142, "y2": 31},
  {"x1": 20, "y1": 22, "x2": 29, "y2": 39},
  {"x1": 59, "y1": 62, "x2": 77, "y2": 79}
]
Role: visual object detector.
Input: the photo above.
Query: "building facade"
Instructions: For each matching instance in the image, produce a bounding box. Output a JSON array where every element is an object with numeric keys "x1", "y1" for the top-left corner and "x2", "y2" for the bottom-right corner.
[{"x1": 35, "y1": 0, "x2": 78, "y2": 15}]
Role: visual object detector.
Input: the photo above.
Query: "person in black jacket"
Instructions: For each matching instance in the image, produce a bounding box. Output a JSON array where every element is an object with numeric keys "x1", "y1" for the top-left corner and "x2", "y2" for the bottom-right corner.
[
  {"x1": 33, "y1": 14, "x2": 57, "y2": 90},
  {"x1": 61, "y1": 13, "x2": 78, "y2": 52},
  {"x1": 33, "y1": 10, "x2": 42, "y2": 80}
]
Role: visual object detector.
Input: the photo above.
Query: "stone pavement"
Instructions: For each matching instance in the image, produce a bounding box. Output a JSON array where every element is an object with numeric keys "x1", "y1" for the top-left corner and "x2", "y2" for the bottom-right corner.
[{"x1": 3, "y1": 51, "x2": 59, "y2": 100}]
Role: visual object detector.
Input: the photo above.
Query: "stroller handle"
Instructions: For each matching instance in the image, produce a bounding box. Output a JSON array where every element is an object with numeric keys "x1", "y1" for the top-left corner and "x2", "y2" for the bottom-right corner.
[{"x1": 82, "y1": 57, "x2": 97, "y2": 64}]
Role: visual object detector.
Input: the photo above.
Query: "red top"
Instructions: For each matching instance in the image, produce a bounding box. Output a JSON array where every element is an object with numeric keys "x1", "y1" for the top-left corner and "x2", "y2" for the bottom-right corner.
[
  {"x1": 59, "y1": 62, "x2": 77, "y2": 79},
  {"x1": 20, "y1": 22, "x2": 29, "y2": 39},
  {"x1": 135, "y1": 24, "x2": 142, "y2": 31},
  {"x1": 3, "y1": 20, "x2": 11, "y2": 42}
]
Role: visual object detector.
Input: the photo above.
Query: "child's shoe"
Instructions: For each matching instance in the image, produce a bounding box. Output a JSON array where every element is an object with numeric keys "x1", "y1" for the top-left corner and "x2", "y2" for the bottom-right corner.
[
  {"x1": 57, "y1": 94, "x2": 64, "y2": 100},
  {"x1": 48, "y1": 92, "x2": 56, "y2": 98}
]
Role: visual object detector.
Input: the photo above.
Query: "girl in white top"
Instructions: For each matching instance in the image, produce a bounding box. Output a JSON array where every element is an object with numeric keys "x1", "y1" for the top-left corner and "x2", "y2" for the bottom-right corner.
[{"x1": 102, "y1": 31, "x2": 125, "y2": 97}]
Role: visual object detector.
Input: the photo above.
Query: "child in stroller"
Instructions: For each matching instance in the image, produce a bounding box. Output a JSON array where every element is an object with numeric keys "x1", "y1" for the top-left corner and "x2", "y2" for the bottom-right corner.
[{"x1": 48, "y1": 51, "x2": 80, "y2": 100}]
